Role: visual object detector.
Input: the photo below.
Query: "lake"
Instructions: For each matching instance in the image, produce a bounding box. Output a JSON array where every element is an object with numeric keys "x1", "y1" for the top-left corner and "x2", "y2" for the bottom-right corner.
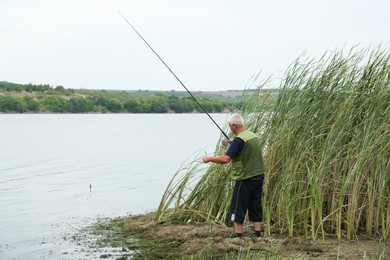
[{"x1": 0, "y1": 113, "x2": 228, "y2": 259}]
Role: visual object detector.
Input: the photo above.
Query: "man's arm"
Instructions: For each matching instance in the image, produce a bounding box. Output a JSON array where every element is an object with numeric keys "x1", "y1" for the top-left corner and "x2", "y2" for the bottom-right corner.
[
  {"x1": 202, "y1": 137, "x2": 244, "y2": 164},
  {"x1": 202, "y1": 154, "x2": 231, "y2": 164}
]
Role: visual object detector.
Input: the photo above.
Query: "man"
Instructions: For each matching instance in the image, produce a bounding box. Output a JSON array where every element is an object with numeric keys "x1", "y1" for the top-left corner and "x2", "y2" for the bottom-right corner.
[{"x1": 202, "y1": 114, "x2": 265, "y2": 238}]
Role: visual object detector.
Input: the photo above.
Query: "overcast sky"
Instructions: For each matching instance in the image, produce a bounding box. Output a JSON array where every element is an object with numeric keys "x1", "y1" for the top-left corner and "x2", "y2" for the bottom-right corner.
[{"x1": 1, "y1": 0, "x2": 389, "y2": 91}]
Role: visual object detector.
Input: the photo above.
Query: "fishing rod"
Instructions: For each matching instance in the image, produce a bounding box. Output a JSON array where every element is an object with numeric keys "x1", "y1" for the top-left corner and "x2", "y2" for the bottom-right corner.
[{"x1": 118, "y1": 11, "x2": 229, "y2": 140}]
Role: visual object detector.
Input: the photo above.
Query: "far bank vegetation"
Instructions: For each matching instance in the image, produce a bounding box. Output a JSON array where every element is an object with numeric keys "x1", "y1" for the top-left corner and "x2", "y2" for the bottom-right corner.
[{"x1": 0, "y1": 82, "x2": 269, "y2": 114}]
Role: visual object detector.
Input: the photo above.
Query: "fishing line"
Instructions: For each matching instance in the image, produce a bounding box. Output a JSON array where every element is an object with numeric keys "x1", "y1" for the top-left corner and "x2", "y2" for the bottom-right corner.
[{"x1": 118, "y1": 11, "x2": 229, "y2": 140}]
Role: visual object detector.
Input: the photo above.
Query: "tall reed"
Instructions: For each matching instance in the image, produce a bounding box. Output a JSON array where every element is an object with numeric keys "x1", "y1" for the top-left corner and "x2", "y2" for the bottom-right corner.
[{"x1": 155, "y1": 46, "x2": 390, "y2": 241}]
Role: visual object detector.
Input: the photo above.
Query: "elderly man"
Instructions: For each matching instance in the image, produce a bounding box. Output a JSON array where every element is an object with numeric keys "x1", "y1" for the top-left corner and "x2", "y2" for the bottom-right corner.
[{"x1": 202, "y1": 114, "x2": 265, "y2": 238}]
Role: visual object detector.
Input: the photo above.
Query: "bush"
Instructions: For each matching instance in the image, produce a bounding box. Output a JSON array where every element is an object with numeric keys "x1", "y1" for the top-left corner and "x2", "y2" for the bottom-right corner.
[
  {"x1": 68, "y1": 97, "x2": 94, "y2": 113},
  {"x1": 104, "y1": 98, "x2": 123, "y2": 113},
  {"x1": 23, "y1": 96, "x2": 40, "y2": 111},
  {"x1": 0, "y1": 95, "x2": 27, "y2": 112},
  {"x1": 41, "y1": 96, "x2": 68, "y2": 112},
  {"x1": 123, "y1": 98, "x2": 143, "y2": 113}
]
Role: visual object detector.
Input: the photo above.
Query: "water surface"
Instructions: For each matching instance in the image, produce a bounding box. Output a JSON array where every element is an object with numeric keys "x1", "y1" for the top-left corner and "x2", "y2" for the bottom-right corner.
[{"x1": 0, "y1": 114, "x2": 227, "y2": 259}]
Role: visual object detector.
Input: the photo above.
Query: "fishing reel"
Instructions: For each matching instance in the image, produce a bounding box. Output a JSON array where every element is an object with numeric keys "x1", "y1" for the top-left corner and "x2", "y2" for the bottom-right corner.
[{"x1": 222, "y1": 138, "x2": 232, "y2": 146}]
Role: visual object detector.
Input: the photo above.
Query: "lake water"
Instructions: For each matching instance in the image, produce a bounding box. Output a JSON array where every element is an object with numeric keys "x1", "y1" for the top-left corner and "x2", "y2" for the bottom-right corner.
[{"x1": 0, "y1": 114, "x2": 228, "y2": 259}]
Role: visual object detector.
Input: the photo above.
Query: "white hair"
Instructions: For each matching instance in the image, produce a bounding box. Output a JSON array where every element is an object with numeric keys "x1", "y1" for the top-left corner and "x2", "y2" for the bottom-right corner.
[{"x1": 228, "y1": 113, "x2": 244, "y2": 127}]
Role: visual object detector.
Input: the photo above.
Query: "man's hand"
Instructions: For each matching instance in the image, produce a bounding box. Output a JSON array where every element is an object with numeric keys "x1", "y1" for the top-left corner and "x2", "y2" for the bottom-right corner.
[{"x1": 202, "y1": 156, "x2": 212, "y2": 163}]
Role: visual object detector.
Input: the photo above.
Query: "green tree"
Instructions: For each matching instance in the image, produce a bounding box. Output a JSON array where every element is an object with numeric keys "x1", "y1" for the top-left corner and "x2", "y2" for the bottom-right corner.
[
  {"x1": 41, "y1": 96, "x2": 68, "y2": 112},
  {"x1": 195, "y1": 99, "x2": 213, "y2": 113},
  {"x1": 26, "y1": 84, "x2": 51, "y2": 92},
  {"x1": 55, "y1": 85, "x2": 65, "y2": 92},
  {"x1": 168, "y1": 96, "x2": 183, "y2": 113},
  {"x1": 212, "y1": 100, "x2": 224, "y2": 112},
  {"x1": 104, "y1": 98, "x2": 123, "y2": 113},
  {"x1": 140, "y1": 99, "x2": 152, "y2": 113},
  {"x1": 0, "y1": 82, "x2": 23, "y2": 92},
  {"x1": 123, "y1": 98, "x2": 143, "y2": 113},
  {"x1": 150, "y1": 96, "x2": 169, "y2": 113},
  {"x1": 68, "y1": 97, "x2": 94, "y2": 113},
  {"x1": 0, "y1": 96, "x2": 27, "y2": 112},
  {"x1": 181, "y1": 97, "x2": 195, "y2": 113}
]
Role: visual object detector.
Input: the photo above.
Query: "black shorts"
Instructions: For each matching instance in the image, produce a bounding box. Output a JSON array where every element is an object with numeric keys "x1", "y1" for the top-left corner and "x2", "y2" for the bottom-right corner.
[{"x1": 229, "y1": 174, "x2": 264, "y2": 224}]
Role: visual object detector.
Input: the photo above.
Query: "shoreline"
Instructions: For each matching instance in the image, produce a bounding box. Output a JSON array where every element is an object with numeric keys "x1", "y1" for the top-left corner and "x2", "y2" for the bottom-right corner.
[{"x1": 76, "y1": 212, "x2": 390, "y2": 259}]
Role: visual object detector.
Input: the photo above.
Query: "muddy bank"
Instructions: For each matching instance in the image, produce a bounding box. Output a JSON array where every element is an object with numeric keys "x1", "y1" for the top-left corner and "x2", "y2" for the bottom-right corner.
[{"x1": 80, "y1": 213, "x2": 389, "y2": 259}]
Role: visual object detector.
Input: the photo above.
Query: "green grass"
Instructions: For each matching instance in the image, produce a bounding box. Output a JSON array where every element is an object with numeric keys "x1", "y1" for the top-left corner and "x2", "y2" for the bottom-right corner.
[{"x1": 155, "y1": 46, "x2": 390, "y2": 242}]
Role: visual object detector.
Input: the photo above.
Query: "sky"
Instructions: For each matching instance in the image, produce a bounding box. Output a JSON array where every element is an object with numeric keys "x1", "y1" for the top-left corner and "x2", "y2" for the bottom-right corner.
[{"x1": 1, "y1": 0, "x2": 389, "y2": 91}]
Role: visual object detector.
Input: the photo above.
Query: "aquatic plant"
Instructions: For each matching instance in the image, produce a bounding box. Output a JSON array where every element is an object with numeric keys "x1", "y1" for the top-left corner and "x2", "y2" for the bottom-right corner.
[{"x1": 156, "y1": 46, "x2": 390, "y2": 241}]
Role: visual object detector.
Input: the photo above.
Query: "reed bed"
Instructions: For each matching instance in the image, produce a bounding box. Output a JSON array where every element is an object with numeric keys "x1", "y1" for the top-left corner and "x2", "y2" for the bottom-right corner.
[{"x1": 155, "y1": 47, "x2": 390, "y2": 241}]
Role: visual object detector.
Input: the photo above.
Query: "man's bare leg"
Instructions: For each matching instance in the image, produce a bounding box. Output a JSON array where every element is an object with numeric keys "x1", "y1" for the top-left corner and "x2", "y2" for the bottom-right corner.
[
  {"x1": 234, "y1": 222, "x2": 243, "y2": 236},
  {"x1": 253, "y1": 222, "x2": 262, "y2": 237},
  {"x1": 253, "y1": 222, "x2": 262, "y2": 231}
]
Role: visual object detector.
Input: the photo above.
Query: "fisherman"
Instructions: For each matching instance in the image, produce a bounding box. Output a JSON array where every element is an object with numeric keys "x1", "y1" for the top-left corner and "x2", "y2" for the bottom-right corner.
[{"x1": 202, "y1": 113, "x2": 266, "y2": 239}]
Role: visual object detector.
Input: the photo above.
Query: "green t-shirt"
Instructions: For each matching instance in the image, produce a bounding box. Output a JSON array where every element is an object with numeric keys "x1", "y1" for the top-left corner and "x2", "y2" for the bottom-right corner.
[{"x1": 231, "y1": 130, "x2": 266, "y2": 181}]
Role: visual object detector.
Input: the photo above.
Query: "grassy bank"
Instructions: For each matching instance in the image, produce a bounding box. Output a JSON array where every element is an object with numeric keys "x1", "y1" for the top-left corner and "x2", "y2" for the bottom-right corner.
[{"x1": 76, "y1": 213, "x2": 388, "y2": 259}]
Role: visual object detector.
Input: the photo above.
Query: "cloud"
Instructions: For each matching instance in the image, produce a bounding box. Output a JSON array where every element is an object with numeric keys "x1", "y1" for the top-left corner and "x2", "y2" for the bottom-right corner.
[{"x1": 0, "y1": 0, "x2": 389, "y2": 90}]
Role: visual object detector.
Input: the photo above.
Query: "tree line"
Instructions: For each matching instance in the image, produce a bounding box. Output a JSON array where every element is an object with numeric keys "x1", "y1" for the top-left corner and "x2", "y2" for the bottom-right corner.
[{"x1": 0, "y1": 81, "x2": 243, "y2": 113}]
